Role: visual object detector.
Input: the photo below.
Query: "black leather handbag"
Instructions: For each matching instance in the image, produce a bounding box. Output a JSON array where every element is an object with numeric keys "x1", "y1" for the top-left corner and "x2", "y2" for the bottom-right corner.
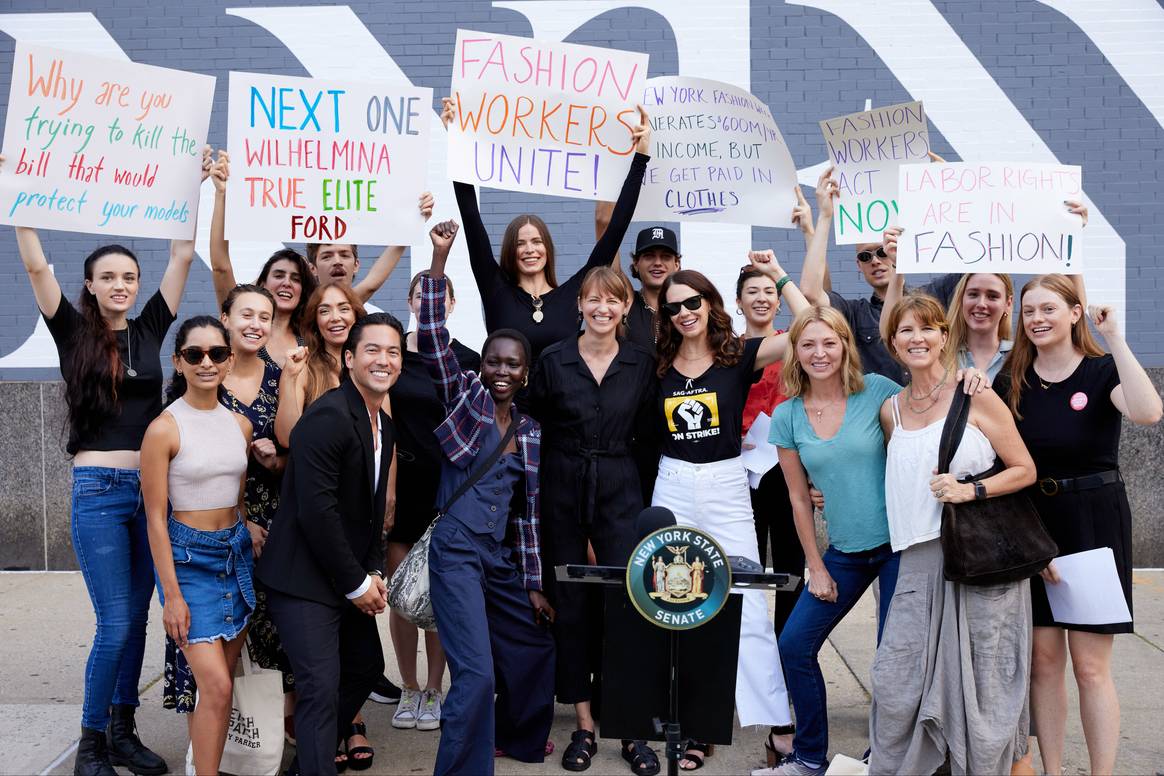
[{"x1": 937, "y1": 389, "x2": 1057, "y2": 585}]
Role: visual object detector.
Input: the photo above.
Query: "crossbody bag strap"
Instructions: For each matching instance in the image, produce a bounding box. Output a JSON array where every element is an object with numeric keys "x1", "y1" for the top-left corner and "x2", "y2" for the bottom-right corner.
[
  {"x1": 937, "y1": 389, "x2": 972, "y2": 475},
  {"x1": 437, "y1": 419, "x2": 520, "y2": 517}
]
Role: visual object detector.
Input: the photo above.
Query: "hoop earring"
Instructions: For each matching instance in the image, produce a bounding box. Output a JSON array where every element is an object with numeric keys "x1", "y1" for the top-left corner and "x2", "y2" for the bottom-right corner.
[
  {"x1": 736, "y1": 307, "x2": 744, "y2": 316},
  {"x1": 622, "y1": 314, "x2": 629, "y2": 327},
  {"x1": 578, "y1": 311, "x2": 583, "y2": 325},
  {"x1": 522, "y1": 375, "x2": 529, "y2": 388}
]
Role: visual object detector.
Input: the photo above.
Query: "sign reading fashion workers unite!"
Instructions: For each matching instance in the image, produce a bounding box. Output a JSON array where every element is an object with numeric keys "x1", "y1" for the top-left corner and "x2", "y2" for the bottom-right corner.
[
  {"x1": 447, "y1": 29, "x2": 648, "y2": 200},
  {"x1": 634, "y1": 76, "x2": 798, "y2": 227},
  {"x1": 225, "y1": 71, "x2": 432, "y2": 244},
  {"x1": 895, "y1": 161, "x2": 1084, "y2": 274},
  {"x1": 0, "y1": 43, "x2": 214, "y2": 240},
  {"x1": 820, "y1": 100, "x2": 930, "y2": 244}
]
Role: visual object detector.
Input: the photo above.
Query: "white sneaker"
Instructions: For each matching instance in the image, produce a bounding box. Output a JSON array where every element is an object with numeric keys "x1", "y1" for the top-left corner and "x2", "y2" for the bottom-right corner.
[
  {"x1": 416, "y1": 688, "x2": 442, "y2": 731},
  {"x1": 391, "y1": 688, "x2": 421, "y2": 729},
  {"x1": 751, "y1": 755, "x2": 829, "y2": 776}
]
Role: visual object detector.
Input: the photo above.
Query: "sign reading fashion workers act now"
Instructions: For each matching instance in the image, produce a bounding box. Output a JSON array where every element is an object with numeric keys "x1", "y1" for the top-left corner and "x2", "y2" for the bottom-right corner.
[
  {"x1": 634, "y1": 76, "x2": 798, "y2": 227},
  {"x1": 0, "y1": 43, "x2": 214, "y2": 239},
  {"x1": 225, "y1": 71, "x2": 432, "y2": 244},
  {"x1": 447, "y1": 29, "x2": 647, "y2": 200},
  {"x1": 820, "y1": 100, "x2": 930, "y2": 244},
  {"x1": 895, "y1": 161, "x2": 1084, "y2": 274}
]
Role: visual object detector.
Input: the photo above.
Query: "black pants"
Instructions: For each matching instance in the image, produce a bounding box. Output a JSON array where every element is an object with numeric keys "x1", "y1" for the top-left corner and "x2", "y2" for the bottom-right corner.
[
  {"x1": 751, "y1": 466, "x2": 804, "y2": 637},
  {"x1": 266, "y1": 589, "x2": 384, "y2": 776}
]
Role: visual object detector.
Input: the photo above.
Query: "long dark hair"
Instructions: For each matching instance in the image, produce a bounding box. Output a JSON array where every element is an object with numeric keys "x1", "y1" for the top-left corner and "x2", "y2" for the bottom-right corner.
[
  {"x1": 255, "y1": 248, "x2": 315, "y2": 333},
  {"x1": 64, "y1": 245, "x2": 140, "y2": 447},
  {"x1": 221, "y1": 283, "x2": 275, "y2": 316},
  {"x1": 499, "y1": 214, "x2": 558, "y2": 288},
  {"x1": 300, "y1": 284, "x2": 367, "y2": 406},
  {"x1": 164, "y1": 316, "x2": 230, "y2": 405},
  {"x1": 656, "y1": 270, "x2": 743, "y2": 377}
]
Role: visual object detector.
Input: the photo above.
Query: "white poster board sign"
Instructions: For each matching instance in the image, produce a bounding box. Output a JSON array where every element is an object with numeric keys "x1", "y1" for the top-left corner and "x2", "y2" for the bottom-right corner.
[
  {"x1": 447, "y1": 29, "x2": 647, "y2": 200},
  {"x1": 820, "y1": 100, "x2": 929, "y2": 244},
  {"x1": 895, "y1": 162, "x2": 1084, "y2": 274},
  {"x1": 634, "y1": 76, "x2": 798, "y2": 227},
  {"x1": 226, "y1": 71, "x2": 432, "y2": 244},
  {"x1": 0, "y1": 43, "x2": 214, "y2": 239}
]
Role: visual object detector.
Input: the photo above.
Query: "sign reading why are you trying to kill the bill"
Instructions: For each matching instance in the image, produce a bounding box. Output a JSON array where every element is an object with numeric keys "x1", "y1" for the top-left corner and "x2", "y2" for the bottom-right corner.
[
  {"x1": 447, "y1": 29, "x2": 648, "y2": 200},
  {"x1": 0, "y1": 42, "x2": 214, "y2": 240},
  {"x1": 226, "y1": 71, "x2": 432, "y2": 244}
]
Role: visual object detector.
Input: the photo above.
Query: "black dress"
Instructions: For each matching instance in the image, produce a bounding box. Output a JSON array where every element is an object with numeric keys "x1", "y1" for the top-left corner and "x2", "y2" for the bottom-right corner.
[
  {"x1": 386, "y1": 338, "x2": 481, "y2": 544},
  {"x1": 454, "y1": 152, "x2": 649, "y2": 363},
  {"x1": 1003, "y1": 354, "x2": 1133, "y2": 634},
  {"x1": 528, "y1": 335, "x2": 658, "y2": 704}
]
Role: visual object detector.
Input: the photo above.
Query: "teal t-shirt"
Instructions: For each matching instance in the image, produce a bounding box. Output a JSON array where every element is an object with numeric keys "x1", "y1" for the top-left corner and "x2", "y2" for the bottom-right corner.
[{"x1": 769, "y1": 373, "x2": 900, "y2": 553}]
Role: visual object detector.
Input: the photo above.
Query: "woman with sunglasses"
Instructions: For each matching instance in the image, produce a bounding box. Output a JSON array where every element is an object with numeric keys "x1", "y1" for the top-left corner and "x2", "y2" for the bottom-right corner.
[
  {"x1": 440, "y1": 98, "x2": 651, "y2": 363},
  {"x1": 650, "y1": 257, "x2": 809, "y2": 771},
  {"x1": 6, "y1": 149, "x2": 206, "y2": 775},
  {"x1": 141, "y1": 316, "x2": 253, "y2": 775}
]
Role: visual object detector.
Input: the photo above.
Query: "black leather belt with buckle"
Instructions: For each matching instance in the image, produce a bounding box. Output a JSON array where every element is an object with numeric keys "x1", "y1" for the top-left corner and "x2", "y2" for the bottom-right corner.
[{"x1": 1037, "y1": 469, "x2": 1121, "y2": 496}]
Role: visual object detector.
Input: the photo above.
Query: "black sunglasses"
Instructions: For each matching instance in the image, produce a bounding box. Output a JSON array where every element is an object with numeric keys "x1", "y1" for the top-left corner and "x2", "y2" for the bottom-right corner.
[
  {"x1": 660, "y1": 293, "x2": 704, "y2": 317},
  {"x1": 856, "y1": 247, "x2": 887, "y2": 263},
  {"x1": 178, "y1": 346, "x2": 232, "y2": 365}
]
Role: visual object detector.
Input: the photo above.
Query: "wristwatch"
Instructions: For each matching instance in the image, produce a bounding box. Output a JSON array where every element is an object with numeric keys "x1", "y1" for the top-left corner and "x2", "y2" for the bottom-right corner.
[{"x1": 972, "y1": 481, "x2": 987, "y2": 500}]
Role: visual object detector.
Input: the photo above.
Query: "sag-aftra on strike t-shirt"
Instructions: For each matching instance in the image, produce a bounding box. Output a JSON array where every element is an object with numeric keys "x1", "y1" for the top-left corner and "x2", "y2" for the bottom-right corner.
[{"x1": 657, "y1": 338, "x2": 763, "y2": 464}]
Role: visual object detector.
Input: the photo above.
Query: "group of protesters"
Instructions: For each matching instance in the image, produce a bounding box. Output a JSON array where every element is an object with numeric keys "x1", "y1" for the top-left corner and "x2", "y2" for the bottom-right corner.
[{"x1": 5, "y1": 92, "x2": 1160, "y2": 776}]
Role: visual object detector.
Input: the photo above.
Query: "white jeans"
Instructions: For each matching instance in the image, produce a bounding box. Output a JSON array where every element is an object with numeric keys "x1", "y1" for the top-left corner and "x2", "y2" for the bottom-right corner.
[{"x1": 652, "y1": 455, "x2": 793, "y2": 727}]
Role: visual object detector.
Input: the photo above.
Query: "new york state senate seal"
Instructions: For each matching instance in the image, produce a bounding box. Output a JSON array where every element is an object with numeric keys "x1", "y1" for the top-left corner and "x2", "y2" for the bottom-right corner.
[{"x1": 626, "y1": 525, "x2": 731, "y2": 630}]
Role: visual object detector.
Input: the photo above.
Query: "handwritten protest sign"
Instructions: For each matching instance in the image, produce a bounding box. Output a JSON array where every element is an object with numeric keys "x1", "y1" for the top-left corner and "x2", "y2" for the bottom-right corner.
[
  {"x1": 0, "y1": 43, "x2": 214, "y2": 240},
  {"x1": 820, "y1": 101, "x2": 929, "y2": 244},
  {"x1": 634, "y1": 77, "x2": 797, "y2": 227},
  {"x1": 447, "y1": 29, "x2": 647, "y2": 200},
  {"x1": 226, "y1": 72, "x2": 432, "y2": 244},
  {"x1": 895, "y1": 162, "x2": 1084, "y2": 274}
]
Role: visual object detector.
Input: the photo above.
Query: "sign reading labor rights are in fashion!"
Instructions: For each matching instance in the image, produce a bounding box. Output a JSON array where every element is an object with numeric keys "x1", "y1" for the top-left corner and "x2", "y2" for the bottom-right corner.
[
  {"x1": 0, "y1": 42, "x2": 214, "y2": 239},
  {"x1": 820, "y1": 100, "x2": 930, "y2": 244},
  {"x1": 635, "y1": 76, "x2": 798, "y2": 227},
  {"x1": 895, "y1": 161, "x2": 1084, "y2": 274},
  {"x1": 447, "y1": 29, "x2": 648, "y2": 200},
  {"x1": 226, "y1": 71, "x2": 432, "y2": 244}
]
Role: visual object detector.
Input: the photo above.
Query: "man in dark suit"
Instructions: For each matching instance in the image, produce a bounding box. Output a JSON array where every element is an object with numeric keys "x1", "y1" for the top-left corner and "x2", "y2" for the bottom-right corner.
[{"x1": 257, "y1": 312, "x2": 404, "y2": 776}]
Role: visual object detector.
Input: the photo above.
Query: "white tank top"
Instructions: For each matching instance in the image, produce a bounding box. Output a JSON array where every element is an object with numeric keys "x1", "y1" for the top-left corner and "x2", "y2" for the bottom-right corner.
[
  {"x1": 166, "y1": 396, "x2": 249, "y2": 511},
  {"x1": 884, "y1": 394, "x2": 996, "y2": 552}
]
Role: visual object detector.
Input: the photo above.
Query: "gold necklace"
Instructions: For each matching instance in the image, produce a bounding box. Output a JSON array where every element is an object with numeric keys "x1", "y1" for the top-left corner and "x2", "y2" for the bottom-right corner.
[
  {"x1": 806, "y1": 397, "x2": 843, "y2": 422},
  {"x1": 1036, "y1": 358, "x2": 1077, "y2": 389}
]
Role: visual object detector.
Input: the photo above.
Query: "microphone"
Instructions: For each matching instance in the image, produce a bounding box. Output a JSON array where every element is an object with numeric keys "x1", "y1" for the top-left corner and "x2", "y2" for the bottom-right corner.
[{"x1": 634, "y1": 506, "x2": 676, "y2": 541}]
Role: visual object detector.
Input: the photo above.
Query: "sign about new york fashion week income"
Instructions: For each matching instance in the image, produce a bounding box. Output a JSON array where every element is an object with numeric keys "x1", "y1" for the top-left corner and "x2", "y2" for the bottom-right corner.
[
  {"x1": 895, "y1": 161, "x2": 1084, "y2": 274},
  {"x1": 820, "y1": 100, "x2": 930, "y2": 245},
  {"x1": 447, "y1": 29, "x2": 648, "y2": 200},
  {"x1": 225, "y1": 71, "x2": 432, "y2": 244},
  {"x1": 0, "y1": 43, "x2": 215, "y2": 240},
  {"x1": 634, "y1": 76, "x2": 798, "y2": 227}
]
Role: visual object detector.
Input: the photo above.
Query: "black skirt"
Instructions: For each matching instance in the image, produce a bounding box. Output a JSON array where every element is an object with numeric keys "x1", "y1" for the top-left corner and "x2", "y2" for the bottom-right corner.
[{"x1": 1029, "y1": 479, "x2": 1134, "y2": 634}]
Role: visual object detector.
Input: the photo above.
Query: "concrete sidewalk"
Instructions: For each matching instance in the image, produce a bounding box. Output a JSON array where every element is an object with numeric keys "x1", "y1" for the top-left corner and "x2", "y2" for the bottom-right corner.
[{"x1": 1, "y1": 572, "x2": 1162, "y2": 775}]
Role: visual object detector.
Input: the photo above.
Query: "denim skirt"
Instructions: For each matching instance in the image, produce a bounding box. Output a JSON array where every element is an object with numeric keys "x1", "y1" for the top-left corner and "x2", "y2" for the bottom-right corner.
[{"x1": 161, "y1": 517, "x2": 255, "y2": 644}]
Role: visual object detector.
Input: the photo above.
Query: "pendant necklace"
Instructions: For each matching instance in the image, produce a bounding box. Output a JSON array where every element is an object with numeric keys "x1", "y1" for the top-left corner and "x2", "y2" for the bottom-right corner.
[
  {"x1": 906, "y1": 367, "x2": 949, "y2": 414},
  {"x1": 124, "y1": 327, "x2": 137, "y2": 377},
  {"x1": 531, "y1": 295, "x2": 544, "y2": 324},
  {"x1": 806, "y1": 397, "x2": 842, "y2": 422}
]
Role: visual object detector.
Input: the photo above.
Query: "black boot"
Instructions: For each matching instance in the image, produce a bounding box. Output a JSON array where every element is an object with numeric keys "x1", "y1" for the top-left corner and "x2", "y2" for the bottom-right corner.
[
  {"x1": 74, "y1": 727, "x2": 116, "y2": 776},
  {"x1": 106, "y1": 705, "x2": 169, "y2": 775}
]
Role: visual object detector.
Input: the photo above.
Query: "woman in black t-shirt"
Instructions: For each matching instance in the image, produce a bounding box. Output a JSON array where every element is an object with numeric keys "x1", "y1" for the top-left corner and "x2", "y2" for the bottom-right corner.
[
  {"x1": 439, "y1": 97, "x2": 652, "y2": 363},
  {"x1": 999, "y1": 274, "x2": 1161, "y2": 776},
  {"x1": 12, "y1": 146, "x2": 204, "y2": 773},
  {"x1": 651, "y1": 262, "x2": 808, "y2": 770}
]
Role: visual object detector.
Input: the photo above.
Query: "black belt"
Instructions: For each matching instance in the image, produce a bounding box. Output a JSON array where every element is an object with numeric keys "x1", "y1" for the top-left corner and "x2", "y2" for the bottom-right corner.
[
  {"x1": 546, "y1": 438, "x2": 631, "y2": 527},
  {"x1": 1037, "y1": 469, "x2": 1121, "y2": 497}
]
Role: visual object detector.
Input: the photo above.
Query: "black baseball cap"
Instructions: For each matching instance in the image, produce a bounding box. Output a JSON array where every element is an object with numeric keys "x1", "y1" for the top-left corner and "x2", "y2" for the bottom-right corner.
[{"x1": 632, "y1": 226, "x2": 680, "y2": 257}]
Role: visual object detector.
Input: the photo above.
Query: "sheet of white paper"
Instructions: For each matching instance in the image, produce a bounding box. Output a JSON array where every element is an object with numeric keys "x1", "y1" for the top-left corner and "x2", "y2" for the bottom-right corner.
[
  {"x1": 748, "y1": 470, "x2": 763, "y2": 490},
  {"x1": 741, "y1": 411, "x2": 778, "y2": 479},
  {"x1": 1044, "y1": 547, "x2": 1131, "y2": 626}
]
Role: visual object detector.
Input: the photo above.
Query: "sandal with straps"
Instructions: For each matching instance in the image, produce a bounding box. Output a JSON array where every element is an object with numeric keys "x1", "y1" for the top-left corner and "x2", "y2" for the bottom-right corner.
[
  {"x1": 678, "y1": 740, "x2": 714, "y2": 771},
  {"x1": 621, "y1": 739, "x2": 661, "y2": 776},
  {"x1": 345, "y1": 721, "x2": 375, "y2": 772},
  {"x1": 765, "y1": 724, "x2": 796, "y2": 768},
  {"x1": 562, "y1": 729, "x2": 597, "y2": 771}
]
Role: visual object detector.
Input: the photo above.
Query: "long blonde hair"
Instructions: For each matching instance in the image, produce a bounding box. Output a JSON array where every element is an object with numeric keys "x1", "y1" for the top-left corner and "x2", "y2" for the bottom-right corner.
[
  {"x1": 885, "y1": 293, "x2": 956, "y2": 372},
  {"x1": 1003, "y1": 274, "x2": 1104, "y2": 418},
  {"x1": 781, "y1": 306, "x2": 865, "y2": 399},
  {"x1": 947, "y1": 273, "x2": 1014, "y2": 356}
]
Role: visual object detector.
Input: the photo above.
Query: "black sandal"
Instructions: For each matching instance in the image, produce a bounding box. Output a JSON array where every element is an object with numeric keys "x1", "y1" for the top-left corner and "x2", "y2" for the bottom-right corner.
[
  {"x1": 346, "y1": 721, "x2": 374, "y2": 772},
  {"x1": 621, "y1": 739, "x2": 661, "y2": 776},
  {"x1": 765, "y1": 724, "x2": 796, "y2": 767},
  {"x1": 562, "y1": 729, "x2": 597, "y2": 772},
  {"x1": 678, "y1": 740, "x2": 713, "y2": 771}
]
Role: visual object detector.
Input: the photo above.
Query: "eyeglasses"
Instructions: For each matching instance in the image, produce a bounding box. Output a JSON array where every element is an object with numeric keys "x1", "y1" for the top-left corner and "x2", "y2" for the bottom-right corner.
[
  {"x1": 660, "y1": 294, "x2": 704, "y2": 317},
  {"x1": 856, "y1": 247, "x2": 887, "y2": 263},
  {"x1": 178, "y1": 346, "x2": 232, "y2": 365}
]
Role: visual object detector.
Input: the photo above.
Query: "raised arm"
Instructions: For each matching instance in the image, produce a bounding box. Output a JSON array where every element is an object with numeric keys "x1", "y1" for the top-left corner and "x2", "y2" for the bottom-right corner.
[
  {"x1": 595, "y1": 201, "x2": 618, "y2": 267},
  {"x1": 879, "y1": 226, "x2": 906, "y2": 342},
  {"x1": 1091, "y1": 305, "x2": 1163, "y2": 425},
  {"x1": 580, "y1": 106, "x2": 651, "y2": 276},
  {"x1": 792, "y1": 185, "x2": 814, "y2": 250},
  {"x1": 274, "y1": 346, "x2": 309, "y2": 447},
  {"x1": 158, "y1": 146, "x2": 211, "y2": 315},
  {"x1": 418, "y1": 220, "x2": 470, "y2": 407},
  {"x1": 208, "y1": 150, "x2": 238, "y2": 307},
  {"x1": 1065, "y1": 200, "x2": 1089, "y2": 308},
  {"x1": 800, "y1": 167, "x2": 837, "y2": 307},
  {"x1": 748, "y1": 249, "x2": 803, "y2": 369},
  {"x1": 14, "y1": 227, "x2": 63, "y2": 318},
  {"x1": 442, "y1": 97, "x2": 501, "y2": 296},
  {"x1": 353, "y1": 192, "x2": 435, "y2": 304}
]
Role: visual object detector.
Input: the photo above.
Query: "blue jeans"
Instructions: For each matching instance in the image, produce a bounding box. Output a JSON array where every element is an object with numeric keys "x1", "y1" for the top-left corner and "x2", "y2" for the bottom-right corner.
[
  {"x1": 778, "y1": 543, "x2": 900, "y2": 764},
  {"x1": 71, "y1": 467, "x2": 155, "y2": 730}
]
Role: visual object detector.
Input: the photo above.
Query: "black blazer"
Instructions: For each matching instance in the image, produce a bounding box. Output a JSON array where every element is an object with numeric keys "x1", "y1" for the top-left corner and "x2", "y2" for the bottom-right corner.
[{"x1": 257, "y1": 379, "x2": 393, "y2": 606}]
